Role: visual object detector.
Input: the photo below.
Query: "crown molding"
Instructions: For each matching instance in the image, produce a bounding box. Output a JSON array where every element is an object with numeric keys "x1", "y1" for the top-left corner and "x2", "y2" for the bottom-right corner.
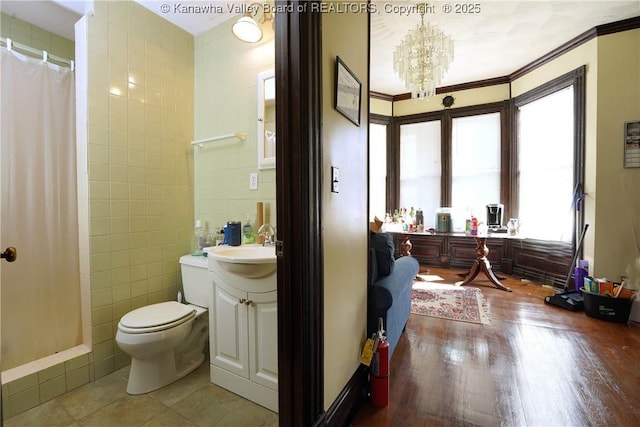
[
  {"x1": 510, "y1": 15, "x2": 640, "y2": 80},
  {"x1": 435, "y1": 76, "x2": 511, "y2": 95},
  {"x1": 369, "y1": 91, "x2": 394, "y2": 101}
]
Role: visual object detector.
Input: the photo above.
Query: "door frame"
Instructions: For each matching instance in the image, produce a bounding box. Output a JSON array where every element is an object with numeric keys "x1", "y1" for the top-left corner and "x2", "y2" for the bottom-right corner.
[{"x1": 275, "y1": 2, "x2": 325, "y2": 425}]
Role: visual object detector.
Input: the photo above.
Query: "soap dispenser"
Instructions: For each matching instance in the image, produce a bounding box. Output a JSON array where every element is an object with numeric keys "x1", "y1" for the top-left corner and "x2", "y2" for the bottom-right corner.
[{"x1": 242, "y1": 217, "x2": 255, "y2": 244}]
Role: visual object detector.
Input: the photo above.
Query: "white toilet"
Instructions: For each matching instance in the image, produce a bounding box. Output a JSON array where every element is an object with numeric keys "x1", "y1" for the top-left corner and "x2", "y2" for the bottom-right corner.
[{"x1": 116, "y1": 255, "x2": 209, "y2": 394}]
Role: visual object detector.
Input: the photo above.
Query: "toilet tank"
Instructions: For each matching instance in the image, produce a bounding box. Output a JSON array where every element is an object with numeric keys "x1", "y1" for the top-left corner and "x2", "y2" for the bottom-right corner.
[{"x1": 179, "y1": 255, "x2": 210, "y2": 308}]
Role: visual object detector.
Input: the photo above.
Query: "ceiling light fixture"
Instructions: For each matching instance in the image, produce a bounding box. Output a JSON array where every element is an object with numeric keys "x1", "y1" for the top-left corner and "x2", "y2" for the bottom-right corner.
[
  {"x1": 393, "y1": 3, "x2": 454, "y2": 99},
  {"x1": 232, "y1": 3, "x2": 274, "y2": 43}
]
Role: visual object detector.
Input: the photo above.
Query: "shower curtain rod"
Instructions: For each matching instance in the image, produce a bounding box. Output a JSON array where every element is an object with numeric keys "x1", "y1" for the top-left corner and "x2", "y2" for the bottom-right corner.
[{"x1": 0, "y1": 37, "x2": 74, "y2": 70}]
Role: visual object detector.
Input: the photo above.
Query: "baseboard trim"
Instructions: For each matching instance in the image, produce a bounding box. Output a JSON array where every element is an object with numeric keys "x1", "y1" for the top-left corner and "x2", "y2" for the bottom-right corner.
[{"x1": 323, "y1": 365, "x2": 369, "y2": 427}]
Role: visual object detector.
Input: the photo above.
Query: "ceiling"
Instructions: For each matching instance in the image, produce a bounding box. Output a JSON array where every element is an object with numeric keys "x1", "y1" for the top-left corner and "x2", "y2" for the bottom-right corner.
[{"x1": 2, "y1": 1, "x2": 638, "y2": 96}]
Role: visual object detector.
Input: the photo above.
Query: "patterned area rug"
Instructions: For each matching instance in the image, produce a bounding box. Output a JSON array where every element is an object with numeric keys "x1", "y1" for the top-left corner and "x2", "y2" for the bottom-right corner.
[{"x1": 411, "y1": 280, "x2": 491, "y2": 325}]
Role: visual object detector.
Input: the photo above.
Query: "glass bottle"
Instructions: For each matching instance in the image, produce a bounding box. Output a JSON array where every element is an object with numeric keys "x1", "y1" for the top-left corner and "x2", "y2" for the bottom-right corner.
[{"x1": 191, "y1": 220, "x2": 204, "y2": 256}]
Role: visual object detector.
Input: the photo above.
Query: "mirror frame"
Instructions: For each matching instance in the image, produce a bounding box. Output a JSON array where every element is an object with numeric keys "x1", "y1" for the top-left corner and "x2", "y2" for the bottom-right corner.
[{"x1": 258, "y1": 68, "x2": 276, "y2": 169}]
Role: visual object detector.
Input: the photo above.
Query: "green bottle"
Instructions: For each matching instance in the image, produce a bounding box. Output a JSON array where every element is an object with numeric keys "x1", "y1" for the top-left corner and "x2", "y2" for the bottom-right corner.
[{"x1": 242, "y1": 217, "x2": 255, "y2": 244}]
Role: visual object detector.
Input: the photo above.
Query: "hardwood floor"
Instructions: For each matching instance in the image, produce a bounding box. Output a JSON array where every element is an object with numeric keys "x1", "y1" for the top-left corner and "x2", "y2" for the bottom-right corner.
[{"x1": 351, "y1": 267, "x2": 640, "y2": 427}]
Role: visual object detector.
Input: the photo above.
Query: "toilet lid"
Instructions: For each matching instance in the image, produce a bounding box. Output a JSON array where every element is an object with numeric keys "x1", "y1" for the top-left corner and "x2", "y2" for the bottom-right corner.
[{"x1": 118, "y1": 301, "x2": 196, "y2": 334}]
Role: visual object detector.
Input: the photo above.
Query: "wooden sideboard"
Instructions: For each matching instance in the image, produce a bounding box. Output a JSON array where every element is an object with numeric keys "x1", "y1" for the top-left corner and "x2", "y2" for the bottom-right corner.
[{"x1": 391, "y1": 232, "x2": 574, "y2": 288}]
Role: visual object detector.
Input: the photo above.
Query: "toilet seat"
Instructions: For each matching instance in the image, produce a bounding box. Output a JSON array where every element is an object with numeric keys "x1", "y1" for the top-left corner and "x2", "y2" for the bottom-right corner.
[{"x1": 118, "y1": 301, "x2": 196, "y2": 334}]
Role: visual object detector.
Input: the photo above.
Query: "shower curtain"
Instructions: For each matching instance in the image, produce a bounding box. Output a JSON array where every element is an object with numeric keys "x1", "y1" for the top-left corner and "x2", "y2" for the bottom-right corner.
[{"x1": 1, "y1": 47, "x2": 81, "y2": 370}]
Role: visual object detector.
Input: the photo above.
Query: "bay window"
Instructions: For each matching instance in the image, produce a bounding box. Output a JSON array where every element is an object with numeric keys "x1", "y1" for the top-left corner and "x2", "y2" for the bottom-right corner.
[
  {"x1": 369, "y1": 122, "x2": 388, "y2": 221},
  {"x1": 516, "y1": 87, "x2": 574, "y2": 241},
  {"x1": 394, "y1": 105, "x2": 505, "y2": 231},
  {"x1": 370, "y1": 67, "x2": 584, "y2": 245},
  {"x1": 513, "y1": 66, "x2": 585, "y2": 243},
  {"x1": 399, "y1": 121, "x2": 441, "y2": 228},
  {"x1": 451, "y1": 112, "x2": 502, "y2": 221}
]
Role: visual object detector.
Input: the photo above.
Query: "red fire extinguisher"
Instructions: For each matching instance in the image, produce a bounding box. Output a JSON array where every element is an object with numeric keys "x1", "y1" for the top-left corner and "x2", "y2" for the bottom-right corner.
[{"x1": 370, "y1": 317, "x2": 389, "y2": 408}]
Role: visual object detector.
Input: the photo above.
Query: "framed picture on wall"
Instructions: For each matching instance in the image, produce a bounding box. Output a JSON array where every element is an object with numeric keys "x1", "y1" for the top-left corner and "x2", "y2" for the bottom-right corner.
[
  {"x1": 334, "y1": 56, "x2": 362, "y2": 126},
  {"x1": 624, "y1": 120, "x2": 640, "y2": 168}
]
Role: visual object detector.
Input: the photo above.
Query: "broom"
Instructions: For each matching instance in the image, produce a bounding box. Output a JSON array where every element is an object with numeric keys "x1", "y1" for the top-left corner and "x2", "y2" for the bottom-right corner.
[
  {"x1": 544, "y1": 223, "x2": 589, "y2": 310},
  {"x1": 562, "y1": 223, "x2": 589, "y2": 292}
]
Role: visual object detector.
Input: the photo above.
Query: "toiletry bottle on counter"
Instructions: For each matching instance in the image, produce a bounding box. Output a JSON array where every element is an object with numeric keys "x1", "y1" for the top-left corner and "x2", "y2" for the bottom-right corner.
[
  {"x1": 191, "y1": 220, "x2": 205, "y2": 256},
  {"x1": 215, "y1": 228, "x2": 224, "y2": 246},
  {"x1": 227, "y1": 221, "x2": 242, "y2": 246},
  {"x1": 203, "y1": 222, "x2": 213, "y2": 247},
  {"x1": 243, "y1": 217, "x2": 255, "y2": 244}
]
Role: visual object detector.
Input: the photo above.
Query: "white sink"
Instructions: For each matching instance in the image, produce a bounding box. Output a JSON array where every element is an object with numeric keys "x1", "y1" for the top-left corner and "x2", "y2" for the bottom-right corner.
[{"x1": 207, "y1": 245, "x2": 276, "y2": 278}]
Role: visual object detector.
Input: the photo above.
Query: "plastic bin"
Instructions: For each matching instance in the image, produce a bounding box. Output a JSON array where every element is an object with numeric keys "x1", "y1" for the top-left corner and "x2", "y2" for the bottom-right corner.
[{"x1": 581, "y1": 289, "x2": 633, "y2": 323}]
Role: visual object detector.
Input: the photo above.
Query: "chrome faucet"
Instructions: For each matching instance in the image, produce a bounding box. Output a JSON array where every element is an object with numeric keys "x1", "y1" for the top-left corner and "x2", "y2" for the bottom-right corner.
[{"x1": 257, "y1": 223, "x2": 276, "y2": 246}]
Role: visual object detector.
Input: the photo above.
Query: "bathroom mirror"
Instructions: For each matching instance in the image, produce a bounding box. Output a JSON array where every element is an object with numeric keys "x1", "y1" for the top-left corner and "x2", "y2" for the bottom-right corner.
[{"x1": 258, "y1": 69, "x2": 276, "y2": 169}]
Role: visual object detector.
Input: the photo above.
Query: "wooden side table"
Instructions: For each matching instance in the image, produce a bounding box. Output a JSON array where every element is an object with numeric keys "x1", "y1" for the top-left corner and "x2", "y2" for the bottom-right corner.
[{"x1": 458, "y1": 236, "x2": 512, "y2": 292}]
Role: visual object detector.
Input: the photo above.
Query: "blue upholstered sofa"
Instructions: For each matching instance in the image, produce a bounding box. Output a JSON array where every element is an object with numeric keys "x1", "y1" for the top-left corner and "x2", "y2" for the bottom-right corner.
[{"x1": 368, "y1": 232, "x2": 419, "y2": 358}]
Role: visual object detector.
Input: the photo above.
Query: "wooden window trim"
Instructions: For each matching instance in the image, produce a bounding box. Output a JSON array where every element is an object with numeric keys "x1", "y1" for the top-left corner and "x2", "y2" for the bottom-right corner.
[
  {"x1": 382, "y1": 67, "x2": 584, "y2": 248},
  {"x1": 389, "y1": 101, "x2": 508, "y2": 212},
  {"x1": 370, "y1": 114, "x2": 393, "y2": 214},
  {"x1": 512, "y1": 65, "x2": 586, "y2": 246}
]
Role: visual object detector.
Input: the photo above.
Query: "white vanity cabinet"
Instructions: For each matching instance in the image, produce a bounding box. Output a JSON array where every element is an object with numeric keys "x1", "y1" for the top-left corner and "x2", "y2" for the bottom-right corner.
[{"x1": 208, "y1": 268, "x2": 278, "y2": 413}]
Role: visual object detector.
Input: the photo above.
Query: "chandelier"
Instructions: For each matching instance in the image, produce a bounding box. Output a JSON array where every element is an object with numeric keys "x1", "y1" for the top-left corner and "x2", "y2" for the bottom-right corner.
[{"x1": 393, "y1": 3, "x2": 454, "y2": 99}]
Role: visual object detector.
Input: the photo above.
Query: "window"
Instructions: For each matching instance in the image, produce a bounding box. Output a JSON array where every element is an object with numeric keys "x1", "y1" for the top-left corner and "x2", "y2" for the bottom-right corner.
[
  {"x1": 396, "y1": 108, "x2": 503, "y2": 231},
  {"x1": 451, "y1": 113, "x2": 501, "y2": 223},
  {"x1": 369, "y1": 123, "x2": 387, "y2": 220},
  {"x1": 399, "y1": 121, "x2": 441, "y2": 228},
  {"x1": 517, "y1": 86, "x2": 576, "y2": 241},
  {"x1": 380, "y1": 67, "x2": 583, "y2": 243}
]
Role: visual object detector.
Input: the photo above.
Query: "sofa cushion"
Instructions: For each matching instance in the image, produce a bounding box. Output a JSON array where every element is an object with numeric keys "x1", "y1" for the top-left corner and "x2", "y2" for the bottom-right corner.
[
  {"x1": 369, "y1": 248, "x2": 379, "y2": 285},
  {"x1": 370, "y1": 231, "x2": 395, "y2": 277},
  {"x1": 367, "y1": 255, "x2": 419, "y2": 358}
]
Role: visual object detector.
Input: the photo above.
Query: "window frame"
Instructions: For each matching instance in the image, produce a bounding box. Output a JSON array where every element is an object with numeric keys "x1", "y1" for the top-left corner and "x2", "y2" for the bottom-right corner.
[
  {"x1": 511, "y1": 66, "x2": 586, "y2": 244},
  {"x1": 389, "y1": 101, "x2": 510, "y2": 216},
  {"x1": 398, "y1": 119, "x2": 444, "y2": 227},
  {"x1": 378, "y1": 66, "x2": 585, "y2": 246},
  {"x1": 369, "y1": 113, "x2": 393, "y2": 215},
  {"x1": 367, "y1": 113, "x2": 396, "y2": 219}
]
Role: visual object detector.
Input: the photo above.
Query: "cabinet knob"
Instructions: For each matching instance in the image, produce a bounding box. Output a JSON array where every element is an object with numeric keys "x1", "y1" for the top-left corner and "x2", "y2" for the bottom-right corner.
[
  {"x1": 244, "y1": 299, "x2": 253, "y2": 306},
  {"x1": 239, "y1": 298, "x2": 247, "y2": 304}
]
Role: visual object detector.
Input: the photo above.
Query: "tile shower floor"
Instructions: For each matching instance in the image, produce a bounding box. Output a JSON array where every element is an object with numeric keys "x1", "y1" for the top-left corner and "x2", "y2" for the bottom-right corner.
[{"x1": 5, "y1": 362, "x2": 278, "y2": 426}]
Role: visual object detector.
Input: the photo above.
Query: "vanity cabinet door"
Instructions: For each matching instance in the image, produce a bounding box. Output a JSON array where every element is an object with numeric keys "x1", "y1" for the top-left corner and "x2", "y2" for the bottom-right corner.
[
  {"x1": 211, "y1": 281, "x2": 249, "y2": 379},
  {"x1": 248, "y1": 290, "x2": 278, "y2": 391}
]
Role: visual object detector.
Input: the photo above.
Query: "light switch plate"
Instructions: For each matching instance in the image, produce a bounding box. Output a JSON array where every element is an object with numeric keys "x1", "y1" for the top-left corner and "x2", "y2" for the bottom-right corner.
[
  {"x1": 250, "y1": 173, "x2": 258, "y2": 190},
  {"x1": 331, "y1": 167, "x2": 339, "y2": 193}
]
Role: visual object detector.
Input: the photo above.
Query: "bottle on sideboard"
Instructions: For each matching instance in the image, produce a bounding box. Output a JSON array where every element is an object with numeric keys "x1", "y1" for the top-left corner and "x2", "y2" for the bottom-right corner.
[{"x1": 470, "y1": 216, "x2": 478, "y2": 236}]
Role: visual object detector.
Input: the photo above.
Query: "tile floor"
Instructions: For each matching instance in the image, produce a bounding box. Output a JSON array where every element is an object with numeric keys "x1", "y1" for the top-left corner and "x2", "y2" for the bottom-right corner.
[{"x1": 5, "y1": 362, "x2": 278, "y2": 426}]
